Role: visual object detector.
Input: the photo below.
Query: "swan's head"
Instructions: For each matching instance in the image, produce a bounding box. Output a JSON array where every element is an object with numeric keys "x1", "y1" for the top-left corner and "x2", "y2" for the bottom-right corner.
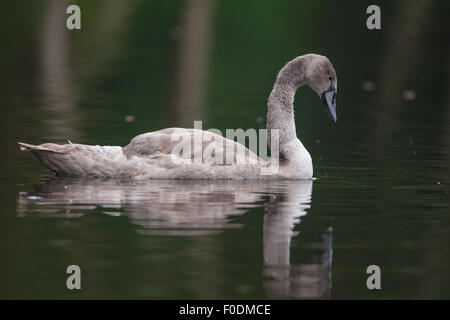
[{"x1": 304, "y1": 54, "x2": 337, "y2": 123}]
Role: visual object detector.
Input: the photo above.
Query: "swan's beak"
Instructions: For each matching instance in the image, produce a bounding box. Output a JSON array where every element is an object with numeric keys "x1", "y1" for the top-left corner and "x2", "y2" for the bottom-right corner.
[{"x1": 321, "y1": 85, "x2": 337, "y2": 123}]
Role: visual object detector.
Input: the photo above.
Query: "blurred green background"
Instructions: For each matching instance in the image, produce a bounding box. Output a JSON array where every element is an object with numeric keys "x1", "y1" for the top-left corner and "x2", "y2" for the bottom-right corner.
[{"x1": 0, "y1": 0, "x2": 449, "y2": 299}]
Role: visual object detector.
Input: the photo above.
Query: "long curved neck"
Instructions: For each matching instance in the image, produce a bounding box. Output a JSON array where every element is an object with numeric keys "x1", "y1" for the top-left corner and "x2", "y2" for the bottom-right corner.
[{"x1": 266, "y1": 57, "x2": 307, "y2": 158}]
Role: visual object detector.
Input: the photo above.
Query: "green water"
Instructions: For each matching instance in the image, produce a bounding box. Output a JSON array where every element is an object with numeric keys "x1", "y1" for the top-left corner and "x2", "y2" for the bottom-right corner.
[{"x1": 0, "y1": 0, "x2": 449, "y2": 299}]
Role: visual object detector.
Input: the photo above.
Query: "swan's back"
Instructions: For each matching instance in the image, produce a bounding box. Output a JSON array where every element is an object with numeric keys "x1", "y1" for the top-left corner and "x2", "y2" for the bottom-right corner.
[{"x1": 123, "y1": 128, "x2": 262, "y2": 165}]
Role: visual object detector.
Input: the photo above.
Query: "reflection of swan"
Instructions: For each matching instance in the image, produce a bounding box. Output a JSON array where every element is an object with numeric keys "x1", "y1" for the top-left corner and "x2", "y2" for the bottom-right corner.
[
  {"x1": 17, "y1": 178, "x2": 332, "y2": 298},
  {"x1": 18, "y1": 179, "x2": 265, "y2": 236},
  {"x1": 263, "y1": 181, "x2": 332, "y2": 298},
  {"x1": 18, "y1": 54, "x2": 337, "y2": 179}
]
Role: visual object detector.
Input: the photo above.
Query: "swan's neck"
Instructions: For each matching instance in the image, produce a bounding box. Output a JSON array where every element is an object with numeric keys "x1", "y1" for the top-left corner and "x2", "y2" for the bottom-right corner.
[
  {"x1": 266, "y1": 85, "x2": 298, "y2": 148},
  {"x1": 266, "y1": 58, "x2": 307, "y2": 162}
]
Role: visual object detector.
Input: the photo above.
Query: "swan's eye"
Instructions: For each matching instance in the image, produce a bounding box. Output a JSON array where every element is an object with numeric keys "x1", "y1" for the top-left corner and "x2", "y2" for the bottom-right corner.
[{"x1": 328, "y1": 75, "x2": 332, "y2": 81}]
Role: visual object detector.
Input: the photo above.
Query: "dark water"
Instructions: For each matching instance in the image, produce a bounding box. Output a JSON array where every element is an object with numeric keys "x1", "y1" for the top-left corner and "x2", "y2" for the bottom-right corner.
[{"x1": 0, "y1": 0, "x2": 449, "y2": 299}]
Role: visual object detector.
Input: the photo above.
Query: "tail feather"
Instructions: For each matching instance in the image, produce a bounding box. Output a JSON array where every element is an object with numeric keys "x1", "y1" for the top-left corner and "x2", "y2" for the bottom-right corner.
[
  {"x1": 18, "y1": 142, "x2": 64, "y2": 153},
  {"x1": 18, "y1": 141, "x2": 125, "y2": 177}
]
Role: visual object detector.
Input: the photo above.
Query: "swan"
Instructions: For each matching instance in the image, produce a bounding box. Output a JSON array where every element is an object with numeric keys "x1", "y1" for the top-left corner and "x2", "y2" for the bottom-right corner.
[{"x1": 18, "y1": 54, "x2": 337, "y2": 179}]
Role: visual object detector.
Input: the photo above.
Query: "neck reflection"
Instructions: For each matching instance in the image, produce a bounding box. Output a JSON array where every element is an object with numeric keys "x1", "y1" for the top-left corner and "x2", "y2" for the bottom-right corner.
[{"x1": 262, "y1": 180, "x2": 332, "y2": 299}]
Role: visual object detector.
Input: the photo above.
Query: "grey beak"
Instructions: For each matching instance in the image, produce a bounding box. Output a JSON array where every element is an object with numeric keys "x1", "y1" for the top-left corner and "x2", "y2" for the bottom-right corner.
[{"x1": 321, "y1": 85, "x2": 337, "y2": 124}]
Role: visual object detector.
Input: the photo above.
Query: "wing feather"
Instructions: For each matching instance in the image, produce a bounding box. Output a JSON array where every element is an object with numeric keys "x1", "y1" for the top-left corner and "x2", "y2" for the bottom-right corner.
[{"x1": 123, "y1": 128, "x2": 262, "y2": 165}]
